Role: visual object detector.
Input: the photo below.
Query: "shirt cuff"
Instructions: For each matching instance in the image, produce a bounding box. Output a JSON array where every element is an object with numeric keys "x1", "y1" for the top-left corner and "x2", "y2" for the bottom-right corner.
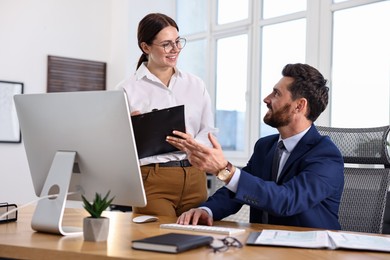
[
  {"x1": 198, "y1": 206, "x2": 213, "y2": 218},
  {"x1": 225, "y1": 167, "x2": 240, "y2": 193}
]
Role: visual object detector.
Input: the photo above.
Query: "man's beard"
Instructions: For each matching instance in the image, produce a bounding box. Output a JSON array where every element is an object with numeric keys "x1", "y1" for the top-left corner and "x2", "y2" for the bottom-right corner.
[{"x1": 263, "y1": 103, "x2": 292, "y2": 128}]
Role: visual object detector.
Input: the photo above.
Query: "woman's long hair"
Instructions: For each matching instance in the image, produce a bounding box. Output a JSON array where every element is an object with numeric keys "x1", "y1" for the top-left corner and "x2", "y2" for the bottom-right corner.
[{"x1": 136, "y1": 13, "x2": 179, "y2": 70}]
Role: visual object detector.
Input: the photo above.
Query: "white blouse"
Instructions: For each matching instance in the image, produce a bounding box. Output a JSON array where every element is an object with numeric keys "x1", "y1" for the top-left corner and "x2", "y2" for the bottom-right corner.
[{"x1": 119, "y1": 63, "x2": 217, "y2": 166}]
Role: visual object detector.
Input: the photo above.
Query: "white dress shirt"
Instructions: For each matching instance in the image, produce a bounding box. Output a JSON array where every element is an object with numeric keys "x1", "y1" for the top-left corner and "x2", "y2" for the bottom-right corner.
[
  {"x1": 118, "y1": 63, "x2": 217, "y2": 166},
  {"x1": 226, "y1": 126, "x2": 311, "y2": 191}
]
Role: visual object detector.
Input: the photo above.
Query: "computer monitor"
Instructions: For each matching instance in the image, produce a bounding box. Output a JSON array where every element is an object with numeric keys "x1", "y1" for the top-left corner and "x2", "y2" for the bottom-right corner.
[{"x1": 14, "y1": 90, "x2": 147, "y2": 236}]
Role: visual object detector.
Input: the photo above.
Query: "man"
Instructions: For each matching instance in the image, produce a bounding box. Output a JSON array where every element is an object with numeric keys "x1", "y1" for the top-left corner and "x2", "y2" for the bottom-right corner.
[{"x1": 166, "y1": 63, "x2": 344, "y2": 229}]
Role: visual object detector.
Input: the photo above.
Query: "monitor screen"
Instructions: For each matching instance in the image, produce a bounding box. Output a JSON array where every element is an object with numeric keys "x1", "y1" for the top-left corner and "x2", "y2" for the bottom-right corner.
[{"x1": 14, "y1": 90, "x2": 146, "y2": 235}]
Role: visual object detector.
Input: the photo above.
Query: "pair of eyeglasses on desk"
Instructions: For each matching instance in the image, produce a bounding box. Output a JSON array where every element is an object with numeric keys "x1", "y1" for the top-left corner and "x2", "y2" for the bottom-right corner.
[{"x1": 209, "y1": 236, "x2": 243, "y2": 253}]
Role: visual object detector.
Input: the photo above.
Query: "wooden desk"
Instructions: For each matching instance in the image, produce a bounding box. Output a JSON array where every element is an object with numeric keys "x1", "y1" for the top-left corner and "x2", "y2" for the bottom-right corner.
[{"x1": 0, "y1": 207, "x2": 389, "y2": 259}]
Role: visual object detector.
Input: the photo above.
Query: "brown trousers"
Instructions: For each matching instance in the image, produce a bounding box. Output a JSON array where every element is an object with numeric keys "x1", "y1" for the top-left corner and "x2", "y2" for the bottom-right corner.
[{"x1": 133, "y1": 164, "x2": 208, "y2": 217}]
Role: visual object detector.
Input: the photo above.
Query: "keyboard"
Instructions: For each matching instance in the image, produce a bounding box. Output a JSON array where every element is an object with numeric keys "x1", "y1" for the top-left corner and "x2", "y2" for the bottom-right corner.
[{"x1": 160, "y1": 223, "x2": 246, "y2": 235}]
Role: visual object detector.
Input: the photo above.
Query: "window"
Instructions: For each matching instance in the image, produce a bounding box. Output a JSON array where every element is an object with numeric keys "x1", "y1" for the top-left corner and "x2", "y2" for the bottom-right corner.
[
  {"x1": 262, "y1": 0, "x2": 306, "y2": 18},
  {"x1": 331, "y1": 1, "x2": 390, "y2": 127},
  {"x1": 178, "y1": 39, "x2": 207, "y2": 82},
  {"x1": 177, "y1": 0, "x2": 390, "y2": 166},
  {"x1": 216, "y1": 34, "x2": 248, "y2": 151},
  {"x1": 177, "y1": 0, "x2": 207, "y2": 35},
  {"x1": 260, "y1": 19, "x2": 306, "y2": 137},
  {"x1": 217, "y1": 0, "x2": 249, "y2": 24}
]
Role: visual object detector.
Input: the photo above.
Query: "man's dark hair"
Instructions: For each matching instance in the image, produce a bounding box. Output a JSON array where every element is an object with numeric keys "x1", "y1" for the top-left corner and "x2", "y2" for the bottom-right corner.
[{"x1": 282, "y1": 63, "x2": 329, "y2": 122}]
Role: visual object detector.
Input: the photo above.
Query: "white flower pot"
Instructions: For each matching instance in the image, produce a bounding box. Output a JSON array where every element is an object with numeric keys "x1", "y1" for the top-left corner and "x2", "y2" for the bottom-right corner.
[{"x1": 83, "y1": 217, "x2": 110, "y2": 242}]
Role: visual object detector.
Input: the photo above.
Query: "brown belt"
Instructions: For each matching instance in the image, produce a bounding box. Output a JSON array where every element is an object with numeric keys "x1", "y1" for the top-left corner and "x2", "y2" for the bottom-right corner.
[{"x1": 149, "y1": 159, "x2": 192, "y2": 167}]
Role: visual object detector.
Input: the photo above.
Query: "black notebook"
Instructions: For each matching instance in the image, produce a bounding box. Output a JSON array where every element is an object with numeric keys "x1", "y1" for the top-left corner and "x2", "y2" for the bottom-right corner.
[
  {"x1": 132, "y1": 232, "x2": 213, "y2": 253},
  {"x1": 131, "y1": 105, "x2": 185, "y2": 159}
]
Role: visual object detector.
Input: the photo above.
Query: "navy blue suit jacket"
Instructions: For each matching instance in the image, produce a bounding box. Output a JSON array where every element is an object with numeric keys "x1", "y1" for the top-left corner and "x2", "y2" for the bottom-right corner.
[{"x1": 203, "y1": 125, "x2": 344, "y2": 230}]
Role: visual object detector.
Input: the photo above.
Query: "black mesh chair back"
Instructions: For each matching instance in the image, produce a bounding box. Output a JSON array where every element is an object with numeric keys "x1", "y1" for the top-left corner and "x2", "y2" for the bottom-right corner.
[{"x1": 317, "y1": 125, "x2": 390, "y2": 234}]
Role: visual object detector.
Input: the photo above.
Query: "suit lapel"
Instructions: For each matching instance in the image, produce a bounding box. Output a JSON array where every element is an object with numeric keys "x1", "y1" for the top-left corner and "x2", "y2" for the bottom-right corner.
[{"x1": 277, "y1": 126, "x2": 320, "y2": 183}]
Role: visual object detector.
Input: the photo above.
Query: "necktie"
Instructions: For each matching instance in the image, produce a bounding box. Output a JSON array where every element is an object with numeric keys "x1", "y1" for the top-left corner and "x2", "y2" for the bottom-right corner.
[{"x1": 271, "y1": 141, "x2": 285, "y2": 181}]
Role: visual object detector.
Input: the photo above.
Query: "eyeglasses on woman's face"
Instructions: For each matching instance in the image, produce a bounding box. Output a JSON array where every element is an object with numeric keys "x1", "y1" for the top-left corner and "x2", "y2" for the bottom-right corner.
[{"x1": 152, "y1": 38, "x2": 186, "y2": 53}]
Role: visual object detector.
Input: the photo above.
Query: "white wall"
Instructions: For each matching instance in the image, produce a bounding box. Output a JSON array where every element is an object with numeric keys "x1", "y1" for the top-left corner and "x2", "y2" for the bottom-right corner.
[{"x1": 0, "y1": 0, "x2": 175, "y2": 204}]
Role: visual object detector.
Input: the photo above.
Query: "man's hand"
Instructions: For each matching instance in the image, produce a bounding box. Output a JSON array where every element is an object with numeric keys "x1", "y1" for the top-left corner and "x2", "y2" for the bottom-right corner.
[
  {"x1": 176, "y1": 208, "x2": 213, "y2": 226},
  {"x1": 166, "y1": 131, "x2": 227, "y2": 174}
]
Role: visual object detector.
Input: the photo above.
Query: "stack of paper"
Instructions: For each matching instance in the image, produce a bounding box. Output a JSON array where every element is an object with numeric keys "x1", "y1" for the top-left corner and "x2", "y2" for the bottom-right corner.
[{"x1": 247, "y1": 229, "x2": 390, "y2": 253}]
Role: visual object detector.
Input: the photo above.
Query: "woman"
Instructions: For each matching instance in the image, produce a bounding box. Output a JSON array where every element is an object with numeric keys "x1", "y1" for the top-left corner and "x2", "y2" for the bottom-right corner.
[{"x1": 119, "y1": 13, "x2": 216, "y2": 217}]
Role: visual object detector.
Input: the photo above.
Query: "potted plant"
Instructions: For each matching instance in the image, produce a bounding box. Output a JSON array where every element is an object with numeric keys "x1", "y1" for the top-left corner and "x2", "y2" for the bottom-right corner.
[{"x1": 82, "y1": 191, "x2": 115, "y2": 242}]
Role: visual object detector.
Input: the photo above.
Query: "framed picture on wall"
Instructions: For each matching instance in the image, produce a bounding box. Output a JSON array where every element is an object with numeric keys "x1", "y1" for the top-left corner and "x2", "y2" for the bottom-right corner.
[{"x1": 0, "y1": 80, "x2": 23, "y2": 143}]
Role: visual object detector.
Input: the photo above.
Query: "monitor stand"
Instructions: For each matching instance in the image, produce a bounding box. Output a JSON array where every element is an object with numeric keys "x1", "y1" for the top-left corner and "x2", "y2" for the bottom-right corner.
[{"x1": 31, "y1": 151, "x2": 83, "y2": 236}]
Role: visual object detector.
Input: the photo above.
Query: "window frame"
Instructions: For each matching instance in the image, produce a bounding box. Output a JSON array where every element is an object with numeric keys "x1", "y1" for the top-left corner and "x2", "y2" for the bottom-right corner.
[{"x1": 176, "y1": 0, "x2": 388, "y2": 166}]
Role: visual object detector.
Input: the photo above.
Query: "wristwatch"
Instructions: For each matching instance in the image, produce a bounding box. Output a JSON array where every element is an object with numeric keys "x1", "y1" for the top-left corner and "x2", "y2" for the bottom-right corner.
[{"x1": 217, "y1": 161, "x2": 234, "y2": 181}]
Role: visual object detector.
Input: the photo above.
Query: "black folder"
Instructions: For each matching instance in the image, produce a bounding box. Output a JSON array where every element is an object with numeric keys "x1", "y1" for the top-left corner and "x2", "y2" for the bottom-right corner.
[
  {"x1": 132, "y1": 232, "x2": 213, "y2": 253},
  {"x1": 131, "y1": 105, "x2": 185, "y2": 159}
]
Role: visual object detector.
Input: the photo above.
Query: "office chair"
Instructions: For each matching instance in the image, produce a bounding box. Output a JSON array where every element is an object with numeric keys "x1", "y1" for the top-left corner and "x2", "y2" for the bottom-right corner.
[{"x1": 317, "y1": 125, "x2": 390, "y2": 234}]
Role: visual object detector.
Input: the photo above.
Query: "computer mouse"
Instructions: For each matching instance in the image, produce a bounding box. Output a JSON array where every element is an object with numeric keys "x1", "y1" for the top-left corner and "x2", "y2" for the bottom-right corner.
[{"x1": 132, "y1": 215, "x2": 159, "y2": 224}]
